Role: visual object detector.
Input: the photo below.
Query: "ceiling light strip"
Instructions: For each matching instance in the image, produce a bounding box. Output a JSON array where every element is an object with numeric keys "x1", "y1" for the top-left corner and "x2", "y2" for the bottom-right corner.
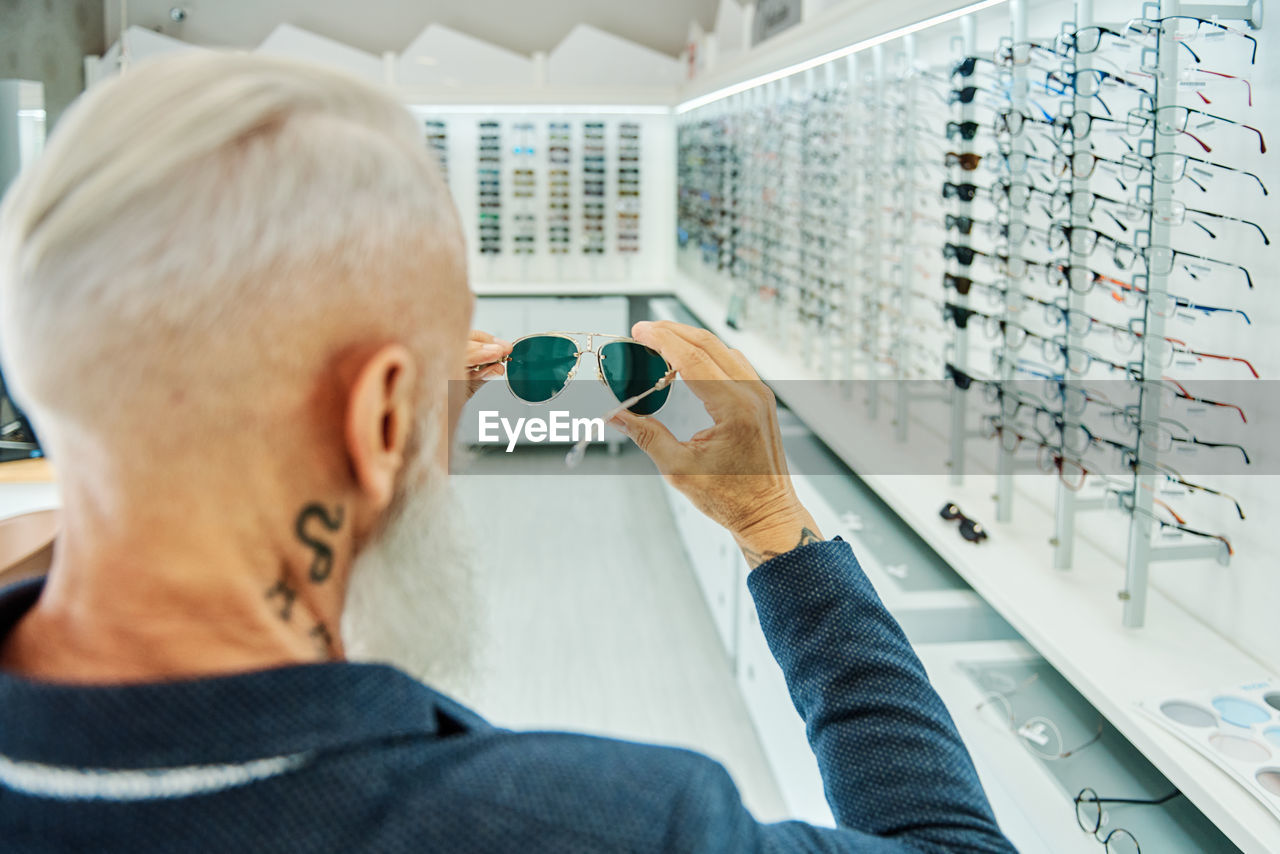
[
  {"x1": 407, "y1": 104, "x2": 671, "y2": 116},
  {"x1": 675, "y1": 0, "x2": 1010, "y2": 114}
]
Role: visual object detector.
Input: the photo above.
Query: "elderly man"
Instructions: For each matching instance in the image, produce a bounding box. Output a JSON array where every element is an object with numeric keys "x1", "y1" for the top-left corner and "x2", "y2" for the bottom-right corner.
[{"x1": 0, "y1": 54, "x2": 1012, "y2": 852}]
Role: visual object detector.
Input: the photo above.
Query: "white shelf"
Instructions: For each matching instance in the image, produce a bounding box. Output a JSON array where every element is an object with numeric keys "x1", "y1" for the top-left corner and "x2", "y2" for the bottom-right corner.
[
  {"x1": 402, "y1": 88, "x2": 674, "y2": 110},
  {"x1": 473, "y1": 281, "x2": 672, "y2": 297},
  {"x1": 673, "y1": 273, "x2": 1280, "y2": 854}
]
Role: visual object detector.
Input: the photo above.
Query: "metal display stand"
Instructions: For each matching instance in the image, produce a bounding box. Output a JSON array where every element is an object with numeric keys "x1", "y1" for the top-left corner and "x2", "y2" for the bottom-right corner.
[
  {"x1": 865, "y1": 46, "x2": 886, "y2": 420},
  {"x1": 673, "y1": 0, "x2": 1259, "y2": 632},
  {"x1": 1120, "y1": 0, "x2": 1238, "y2": 627},
  {"x1": 892, "y1": 38, "x2": 917, "y2": 441},
  {"x1": 841, "y1": 53, "x2": 861, "y2": 384},
  {"x1": 1049, "y1": 0, "x2": 1098, "y2": 565},
  {"x1": 993, "y1": 0, "x2": 1032, "y2": 523},
  {"x1": 947, "y1": 17, "x2": 978, "y2": 485}
]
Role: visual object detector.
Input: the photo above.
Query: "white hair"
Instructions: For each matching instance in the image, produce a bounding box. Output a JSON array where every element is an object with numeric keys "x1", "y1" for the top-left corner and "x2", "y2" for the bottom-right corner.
[{"x1": 0, "y1": 51, "x2": 463, "y2": 447}]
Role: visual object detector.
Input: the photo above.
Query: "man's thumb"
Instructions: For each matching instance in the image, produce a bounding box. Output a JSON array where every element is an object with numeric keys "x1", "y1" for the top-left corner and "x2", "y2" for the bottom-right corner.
[{"x1": 610, "y1": 410, "x2": 682, "y2": 466}]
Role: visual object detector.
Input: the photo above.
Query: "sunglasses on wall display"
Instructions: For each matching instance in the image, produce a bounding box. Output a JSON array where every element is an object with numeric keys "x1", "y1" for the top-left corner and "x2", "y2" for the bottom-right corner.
[{"x1": 946, "y1": 120, "x2": 982, "y2": 141}]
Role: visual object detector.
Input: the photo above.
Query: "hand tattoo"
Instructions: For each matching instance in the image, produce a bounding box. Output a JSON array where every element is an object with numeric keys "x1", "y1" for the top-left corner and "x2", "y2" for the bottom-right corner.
[
  {"x1": 742, "y1": 527, "x2": 822, "y2": 569},
  {"x1": 265, "y1": 576, "x2": 298, "y2": 621},
  {"x1": 295, "y1": 503, "x2": 344, "y2": 583}
]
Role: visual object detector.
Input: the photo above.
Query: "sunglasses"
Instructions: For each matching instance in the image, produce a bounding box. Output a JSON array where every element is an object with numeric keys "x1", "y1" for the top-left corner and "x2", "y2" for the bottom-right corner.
[
  {"x1": 940, "y1": 502, "x2": 988, "y2": 543},
  {"x1": 481, "y1": 333, "x2": 675, "y2": 417}
]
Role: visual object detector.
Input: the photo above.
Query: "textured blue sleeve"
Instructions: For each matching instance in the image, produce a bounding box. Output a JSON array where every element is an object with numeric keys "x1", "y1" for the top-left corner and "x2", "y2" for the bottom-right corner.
[{"x1": 741, "y1": 539, "x2": 1015, "y2": 853}]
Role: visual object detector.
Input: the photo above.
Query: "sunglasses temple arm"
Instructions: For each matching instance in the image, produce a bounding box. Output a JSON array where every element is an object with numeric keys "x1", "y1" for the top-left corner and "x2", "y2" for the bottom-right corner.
[
  {"x1": 565, "y1": 369, "x2": 678, "y2": 468},
  {"x1": 469, "y1": 357, "x2": 509, "y2": 373}
]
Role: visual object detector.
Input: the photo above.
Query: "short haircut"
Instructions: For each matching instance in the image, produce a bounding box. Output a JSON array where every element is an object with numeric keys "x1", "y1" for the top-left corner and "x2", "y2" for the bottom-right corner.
[{"x1": 0, "y1": 52, "x2": 462, "y2": 447}]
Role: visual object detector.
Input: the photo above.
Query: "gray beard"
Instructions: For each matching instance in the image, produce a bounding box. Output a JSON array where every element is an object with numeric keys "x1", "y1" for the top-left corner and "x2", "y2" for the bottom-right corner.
[{"x1": 340, "y1": 464, "x2": 482, "y2": 701}]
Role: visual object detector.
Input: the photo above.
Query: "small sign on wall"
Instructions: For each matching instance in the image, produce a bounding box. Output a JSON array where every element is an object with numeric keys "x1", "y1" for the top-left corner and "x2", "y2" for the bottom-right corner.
[{"x1": 752, "y1": 0, "x2": 804, "y2": 46}]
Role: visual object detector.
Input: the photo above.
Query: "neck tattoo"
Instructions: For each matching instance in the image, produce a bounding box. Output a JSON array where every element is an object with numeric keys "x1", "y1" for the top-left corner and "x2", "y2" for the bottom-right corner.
[{"x1": 295, "y1": 503, "x2": 345, "y2": 583}]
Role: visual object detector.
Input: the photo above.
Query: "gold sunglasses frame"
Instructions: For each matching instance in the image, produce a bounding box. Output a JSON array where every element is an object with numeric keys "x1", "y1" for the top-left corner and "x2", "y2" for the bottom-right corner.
[{"x1": 483, "y1": 331, "x2": 676, "y2": 415}]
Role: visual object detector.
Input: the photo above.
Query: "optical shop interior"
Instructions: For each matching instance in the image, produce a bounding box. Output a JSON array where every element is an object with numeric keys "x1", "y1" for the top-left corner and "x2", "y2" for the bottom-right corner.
[{"x1": 0, "y1": 0, "x2": 1277, "y2": 851}]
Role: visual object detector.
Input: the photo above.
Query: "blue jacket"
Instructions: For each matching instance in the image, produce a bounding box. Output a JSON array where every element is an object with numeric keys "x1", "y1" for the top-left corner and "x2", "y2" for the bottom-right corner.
[{"x1": 0, "y1": 539, "x2": 1014, "y2": 852}]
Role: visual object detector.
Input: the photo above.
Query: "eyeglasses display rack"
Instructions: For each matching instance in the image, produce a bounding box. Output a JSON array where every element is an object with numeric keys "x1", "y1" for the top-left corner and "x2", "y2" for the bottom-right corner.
[
  {"x1": 675, "y1": 0, "x2": 1264, "y2": 631},
  {"x1": 670, "y1": 1, "x2": 1273, "y2": 846},
  {"x1": 617, "y1": 122, "x2": 641, "y2": 254},
  {"x1": 425, "y1": 119, "x2": 448, "y2": 181},
  {"x1": 947, "y1": 18, "x2": 979, "y2": 486},
  {"x1": 863, "y1": 51, "x2": 887, "y2": 421},
  {"x1": 1051, "y1": 0, "x2": 1100, "y2": 567},
  {"x1": 477, "y1": 121, "x2": 502, "y2": 255},
  {"x1": 582, "y1": 121, "x2": 606, "y2": 255},
  {"x1": 548, "y1": 122, "x2": 571, "y2": 254},
  {"x1": 511, "y1": 122, "x2": 537, "y2": 256},
  {"x1": 1118, "y1": 0, "x2": 1254, "y2": 625},
  {"x1": 411, "y1": 110, "x2": 660, "y2": 282}
]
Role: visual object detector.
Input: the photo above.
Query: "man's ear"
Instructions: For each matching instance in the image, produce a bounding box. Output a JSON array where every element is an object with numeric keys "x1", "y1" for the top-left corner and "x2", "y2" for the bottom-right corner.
[{"x1": 345, "y1": 343, "x2": 417, "y2": 511}]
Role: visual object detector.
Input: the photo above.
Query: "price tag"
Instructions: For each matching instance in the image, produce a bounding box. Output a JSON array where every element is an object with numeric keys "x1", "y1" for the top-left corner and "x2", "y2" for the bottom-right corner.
[
  {"x1": 1192, "y1": 167, "x2": 1215, "y2": 180},
  {"x1": 884, "y1": 563, "x2": 909, "y2": 579},
  {"x1": 1160, "y1": 486, "x2": 1189, "y2": 497},
  {"x1": 1180, "y1": 80, "x2": 1207, "y2": 88},
  {"x1": 1158, "y1": 527, "x2": 1183, "y2": 541},
  {"x1": 1175, "y1": 444, "x2": 1197, "y2": 455},
  {"x1": 1017, "y1": 721, "x2": 1051, "y2": 746},
  {"x1": 1187, "y1": 263, "x2": 1213, "y2": 274},
  {"x1": 1196, "y1": 119, "x2": 1217, "y2": 131},
  {"x1": 1175, "y1": 358, "x2": 1199, "y2": 369},
  {"x1": 1174, "y1": 310, "x2": 1198, "y2": 324}
]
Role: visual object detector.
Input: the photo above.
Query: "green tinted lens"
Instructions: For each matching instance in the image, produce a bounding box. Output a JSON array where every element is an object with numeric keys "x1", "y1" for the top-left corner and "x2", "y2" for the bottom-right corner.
[
  {"x1": 599, "y1": 341, "x2": 671, "y2": 415},
  {"x1": 506, "y1": 336, "x2": 579, "y2": 402}
]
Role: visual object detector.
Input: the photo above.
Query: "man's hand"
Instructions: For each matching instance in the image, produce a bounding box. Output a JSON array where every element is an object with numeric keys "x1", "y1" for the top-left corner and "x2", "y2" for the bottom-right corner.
[
  {"x1": 610, "y1": 321, "x2": 822, "y2": 568},
  {"x1": 462, "y1": 330, "x2": 512, "y2": 402}
]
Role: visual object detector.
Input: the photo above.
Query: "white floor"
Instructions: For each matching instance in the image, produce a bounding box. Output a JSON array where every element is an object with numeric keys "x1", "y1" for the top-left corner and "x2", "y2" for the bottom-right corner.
[{"x1": 453, "y1": 442, "x2": 788, "y2": 821}]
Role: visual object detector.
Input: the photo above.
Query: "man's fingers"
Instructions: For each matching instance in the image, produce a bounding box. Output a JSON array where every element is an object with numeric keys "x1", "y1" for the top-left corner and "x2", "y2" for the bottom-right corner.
[
  {"x1": 466, "y1": 338, "x2": 511, "y2": 368},
  {"x1": 469, "y1": 329, "x2": 496, "y2": 344},
  {"x1": 611, "y1": 409, "x2": 691, "y2": 472},
  {"x1": 631, "y1": 321, "x2": 730, "y2": 383},
  {"x1": 653, "y1": 322, "x2": 757, "y2": 381},
  {"x1": 629, "y1": 320, "x2": 757, "y2": 414}
]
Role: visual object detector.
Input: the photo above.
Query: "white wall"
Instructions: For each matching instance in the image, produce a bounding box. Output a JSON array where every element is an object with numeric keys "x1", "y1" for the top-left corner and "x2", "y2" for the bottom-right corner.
[{"x1": 103, "y1": 0, "x2": 723, "y2": 59}]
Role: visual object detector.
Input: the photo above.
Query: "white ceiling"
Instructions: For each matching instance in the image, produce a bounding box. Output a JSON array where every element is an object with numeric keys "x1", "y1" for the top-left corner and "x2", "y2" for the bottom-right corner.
[{"x1": 104, "y1": 0, "x2": 727, "y2": 59}]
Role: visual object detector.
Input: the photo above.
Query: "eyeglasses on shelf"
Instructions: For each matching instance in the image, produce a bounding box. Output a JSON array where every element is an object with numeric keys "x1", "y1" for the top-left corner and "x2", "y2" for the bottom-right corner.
[
  {"x1": 1075, "y1": 787, "x2": 1183, "y2": 854},
  {"x1": 1123, "y1": 15, "x2": 1258, "y2": 65},
  {"x1": 1126, "y1": 94, "x2": 1267, "y2": 154},
  {"x1": 1112, "y1": 408, "x2": 1250, "y2": 464},
  {"x1": 1108, "y1": 276, "x2": 1251, "y2": 326},
  {"x1": 1129, "y1": 376, "x2": 1247, "y2": 424},
  {"x1": 1117, "y1": 151, "x2": 1267, "y2": 196}
]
